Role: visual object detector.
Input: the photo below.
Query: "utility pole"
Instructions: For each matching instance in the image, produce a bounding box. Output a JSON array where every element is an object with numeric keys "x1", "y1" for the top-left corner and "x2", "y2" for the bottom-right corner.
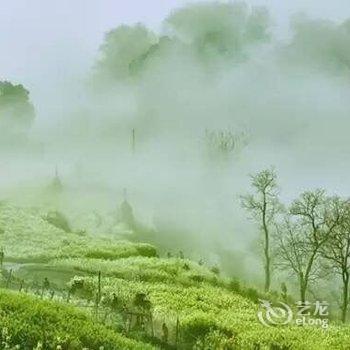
[{"x1": 131, "y1": 128, "x2": 136, "y2": 154}]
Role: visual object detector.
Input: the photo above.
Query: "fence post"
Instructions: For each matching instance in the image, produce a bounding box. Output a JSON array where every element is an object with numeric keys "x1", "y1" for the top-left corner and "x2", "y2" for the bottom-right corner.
[
  {"x1": 6, "y1": 269, "x2": 12, "y2": 288},
  {"x1": 95, "y1": 270, "x2": 102, "y2": 318},
  {"x1": 19, "y1": 279, "x2": 24, "y2": 292},
  {"x1": 150, "y1": 313, "x2": 154, "y2": 337},
  {"x1": 98, "y1": 270, "x2": 101, "y2": 302},
  {"x1": 175, "y1": 316, "x2": 180, "y2": 348}
]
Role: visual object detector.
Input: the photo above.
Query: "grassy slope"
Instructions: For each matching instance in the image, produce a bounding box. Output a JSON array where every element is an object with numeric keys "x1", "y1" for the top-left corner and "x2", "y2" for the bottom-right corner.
[
  {"x1": 0, "y1": 204, "x2": 156, "y2": 262},
  {"x1": 0, "y1": 290, "x2": 153, "y2": 350},
  {"x1": 69, "y1": 274, "x2": 350, "y2": 350},
  {"x1": 51, "y1": 256, "x2": 220, "y2": 286},
  {"x1": 1, "y1": 204, "x2": 350, "y2": 349}
]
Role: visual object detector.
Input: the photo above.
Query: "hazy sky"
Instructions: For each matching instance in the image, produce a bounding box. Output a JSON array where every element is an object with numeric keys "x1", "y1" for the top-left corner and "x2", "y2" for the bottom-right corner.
[
  {"x1": 1, "y1": 0, "x2": 350, "y2": 269},
  {"x1": 1, "y1": 0, "x2": 349, "y2": 109}
]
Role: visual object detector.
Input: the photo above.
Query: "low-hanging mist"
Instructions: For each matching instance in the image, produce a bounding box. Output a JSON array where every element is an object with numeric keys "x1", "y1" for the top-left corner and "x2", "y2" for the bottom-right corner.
[{"x1": 1, "y1": 1, "x2": 350, "y2": 285}]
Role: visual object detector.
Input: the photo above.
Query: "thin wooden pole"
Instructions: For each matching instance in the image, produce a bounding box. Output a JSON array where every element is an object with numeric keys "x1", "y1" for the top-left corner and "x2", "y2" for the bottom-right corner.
[
  {"x1": 175, "y1": 316, "x2": 180, "y2": 347},
  {"x1": 98, "y1": 270, "x2": 101, "y2": 303},
  {"x1": 132, "y1": 128, "x2": 135, "y2": 154},
  {"x1": 6, "y1": 269, "x2": 12, "y2": 288},
  {"x1": 96, "y1": 270, "x2": 102, "y2": 318}
]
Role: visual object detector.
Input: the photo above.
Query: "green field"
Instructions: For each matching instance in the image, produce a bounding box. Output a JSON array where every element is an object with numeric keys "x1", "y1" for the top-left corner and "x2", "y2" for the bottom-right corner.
[{"x1": 1, "y1": 203, "x2": 350, "y2": 350}]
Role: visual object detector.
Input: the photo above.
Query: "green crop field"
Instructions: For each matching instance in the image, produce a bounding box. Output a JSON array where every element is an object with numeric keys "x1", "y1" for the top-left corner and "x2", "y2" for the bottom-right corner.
[{"x1": 1, "y1": 203, "x2": 350, "y2": 349}]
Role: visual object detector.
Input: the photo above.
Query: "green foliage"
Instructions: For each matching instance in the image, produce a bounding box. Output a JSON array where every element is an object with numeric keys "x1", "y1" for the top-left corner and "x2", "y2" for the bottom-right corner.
[
  {"x1": 0, "y1": 81, "x2": 35, "y2": 133},
  {"x1": 3, "y1": 204, "x2": 350, "y2": 349},
  {"x1": 44, "y1": 211, "x2": 71, "y2": 233},
  {"x1": 210, "y1": 265, "x2": 220, "y2": 275},
  {"x1": 0, "y1": 290, "x2": 153, "y2": 349},
  {"x1": 181, "y1": 314, "x2": 218, "y2": 345},
  {"x1": 83, "y1": 243, "x2": 157, "y2": 260},
  {"x1": 54, "y1": 256, "x2": 217, "y2": 286},
  {"x1": 288, "y1": 16, "x2": 350, "y2": 72},
  {"x1": 66, "y1": 273, "x2": 350, "y2": 349},
  {"x1": 95, "y1": 24, "x2": 156, "y2": 82},
  {"x1": 245, "y1": 288, "x2": 260, "y2": 304},
  {"x1": 181, "y1": 314, "x2": 236, "y2": 349},
  {"x1": 0, "y1": 204, "x2": 157, "y2": 261},
  {"x1": 166, "y1": 2, "x2": 270, "y2": 60},
  {"x1": 228, "y1": 278, "x2": 241, "y2": 293},
  {"x1": 93, "y1": 2, "x2": 271, "y2": 85}
]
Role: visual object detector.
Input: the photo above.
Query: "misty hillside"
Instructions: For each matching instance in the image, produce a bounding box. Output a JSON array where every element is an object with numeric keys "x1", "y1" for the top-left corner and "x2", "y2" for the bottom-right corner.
[
  {"x1": 0, "y1": 203, "x2": 156, "y2": 262},
  {"x1": 1, "y1": 0, "x2": 350, "y2": 349},
  {"x1": 0, "y1": 204, "x2": 349, "y2": 349}
]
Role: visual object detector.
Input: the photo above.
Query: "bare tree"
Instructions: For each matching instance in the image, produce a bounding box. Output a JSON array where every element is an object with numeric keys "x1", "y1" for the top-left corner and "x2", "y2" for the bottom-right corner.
[
  {"x1": 205, "y1": 129, "x2": 248, "y2": 158},
  {"x1": 321, "y1": 198, "x2": 350, "y2": 323},
  {"x1": 241, "y1": 169, "x2": 280, "y2": 292},
  {"x1": 276, "y1": 191, "x2": 344, "y2": 304}
]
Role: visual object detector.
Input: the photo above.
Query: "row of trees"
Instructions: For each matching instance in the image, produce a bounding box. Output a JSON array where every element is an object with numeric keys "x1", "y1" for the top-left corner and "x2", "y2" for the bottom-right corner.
[{"x1": 242, "y1": 169, "x2": 350, "y2": 322}]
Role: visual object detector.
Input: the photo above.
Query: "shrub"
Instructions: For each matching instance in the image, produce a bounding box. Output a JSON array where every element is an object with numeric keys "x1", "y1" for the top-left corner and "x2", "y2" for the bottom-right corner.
[
  {"x1": 44, "y1": 211, "x2": 71, "y2": 233},
  {"x1": 181, "y1": 315, "x2": 218, "y2": 346},
  {"x1": 245, "y1": 287, "x2": 260, "y2": 303},
  {"x1": 228, "y1": 279, "x2": 241, "y2": 293},
  {"x1": 0, "y1": 290, "x2": 153, "y2": 350}
]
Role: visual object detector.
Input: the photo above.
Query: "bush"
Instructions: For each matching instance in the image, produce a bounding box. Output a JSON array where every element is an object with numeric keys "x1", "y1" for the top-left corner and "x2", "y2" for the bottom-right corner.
[
  {"x1": 228, "y1": 278, "x2": 241, "y2": 293},
  {"x1": 135, "y1": 244, "x2": 157, "y2": 258},
  {"x1": 84, "y1": 243, "x2": 157, "y2": 260},
  {"x1": 44, "y1": 211, "x2": 71, "y2": 233},
  {"x1": 210, "y1": 266, "x2": 220, "y2": 275},
  {"x1": 181, "y1": 315, "x2": 218, "y2": 345},
  {"x1": 245, "y1": 287, "x2": 260, "y2": 303},
  {"x1": 181, "y1": 314, "x2": 234, "y2": 349},
  {"x1": 0, "y1": 290, "x2": 153, "y2": 350}
]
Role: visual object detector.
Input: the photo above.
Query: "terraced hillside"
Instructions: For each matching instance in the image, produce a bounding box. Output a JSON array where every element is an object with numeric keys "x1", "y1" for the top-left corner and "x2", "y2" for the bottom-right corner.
[{"x1": 1, "y1": 203, "x2": 350, "y2": 349}]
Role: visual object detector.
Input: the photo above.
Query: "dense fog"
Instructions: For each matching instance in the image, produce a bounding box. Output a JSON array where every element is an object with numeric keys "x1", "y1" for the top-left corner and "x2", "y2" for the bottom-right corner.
[{"x1": 1, "y1": 1, "x2": 350, "y2": 286}]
